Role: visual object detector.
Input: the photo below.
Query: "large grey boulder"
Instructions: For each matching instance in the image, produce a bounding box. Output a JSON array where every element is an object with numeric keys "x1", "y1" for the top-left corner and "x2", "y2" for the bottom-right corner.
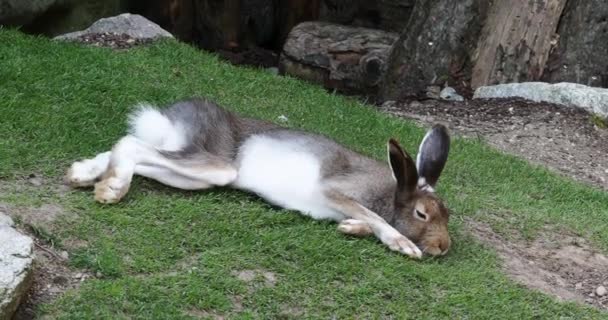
[
  {"x1": 54, "y1": 13, "x2": 173, "y2": 41},
  {"x1": 0, "y1": 212, "x2": 34, "y2": 320},
  {"x1": 474, "y1": 82, "x2": 608, "y2": 118}
]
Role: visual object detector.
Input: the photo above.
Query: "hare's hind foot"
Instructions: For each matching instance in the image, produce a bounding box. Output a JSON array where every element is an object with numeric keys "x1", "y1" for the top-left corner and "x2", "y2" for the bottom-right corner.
[
  {"x1": 94, "y1": 171, "x2": 131, "y2": 204},
  {"x1": 65, "y1": 152, "x2": 111, "y2": 187}
]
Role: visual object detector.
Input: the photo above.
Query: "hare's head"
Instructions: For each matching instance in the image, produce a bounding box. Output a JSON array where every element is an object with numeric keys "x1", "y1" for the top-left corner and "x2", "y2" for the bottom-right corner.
[{"x1": 387, "y1": 125, "x2": 451, "y2": 256}]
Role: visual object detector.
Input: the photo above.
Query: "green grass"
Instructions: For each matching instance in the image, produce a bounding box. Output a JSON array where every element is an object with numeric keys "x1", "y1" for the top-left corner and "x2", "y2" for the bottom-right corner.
[{"x1": 1, "y1": 29, "x2": 608, "y2": 319}]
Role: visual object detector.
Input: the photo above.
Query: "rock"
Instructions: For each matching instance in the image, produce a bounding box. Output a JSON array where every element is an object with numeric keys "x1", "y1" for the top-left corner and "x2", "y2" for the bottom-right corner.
[
  {"x1": 440, "y1": 87, "x2": 464, "y2": 101},
  {"x1": 0, "y1": 225, "x2": 34, "y2": 319},
  {"x1": 266, "y1": 67, "x2": 279, "y2": 75},
  {"x1": 280, "y1": 21, "x2": 398, "y2": 95},
  {"x1": 59, "y1": 251, "x2": 69, "y2": 260},
  {"x1": 27, "y1": 174, "x2": 43, "y2": 187},
  {"x1": 596, "y1": 285, "x2": 607, "y2": 297},
  {"x1": 54, "y1": 13, "x2": 173, "y2": 41},
  {"x1": 0, "y1": 213, "x2": 13, "y2": 227},
  {"x1": 474, "y1": 82, "x2": 608, "y2": 118}
]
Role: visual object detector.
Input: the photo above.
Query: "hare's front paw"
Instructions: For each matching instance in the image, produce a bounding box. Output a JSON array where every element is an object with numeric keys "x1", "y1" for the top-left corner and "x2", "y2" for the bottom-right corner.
[
  {"x1": 337, "y1": 219, "x2": 373, "y2": 236},
  {"x1": 383, "y1": 232, "x2": 422, "y2": 259},
  {"x1": 94, "y1": 177, "x2": 130, "y2": 204}
]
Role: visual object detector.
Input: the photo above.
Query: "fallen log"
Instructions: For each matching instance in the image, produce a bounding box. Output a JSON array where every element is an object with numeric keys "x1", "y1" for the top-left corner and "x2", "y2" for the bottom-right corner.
[{"x1": 279, "y1": 21, "x2": 398, "y2": 95}]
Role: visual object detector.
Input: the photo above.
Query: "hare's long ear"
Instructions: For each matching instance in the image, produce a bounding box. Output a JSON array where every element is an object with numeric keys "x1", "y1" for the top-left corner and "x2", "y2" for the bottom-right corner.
[
  {"x1": 387, "y1": 139, "x2": 418, "y2": 194},
  {"x1": 416, "y1": 124, "x2": 450, "y2": 191}
]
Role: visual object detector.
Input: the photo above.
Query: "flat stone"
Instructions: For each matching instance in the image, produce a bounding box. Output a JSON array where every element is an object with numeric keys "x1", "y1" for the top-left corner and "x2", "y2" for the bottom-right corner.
[
  {"x1": 0, "y1": 225, "x2": 34, "y2": 319},
  {"x1": 474, "y1": 82, "x2": 608, "y2": 118},
  {"x1": 54, "y1": 13, "x2": 173, "y2": 41},
  {"x1": 0, "y1": 213, "x2": 13, "y2": 227}
]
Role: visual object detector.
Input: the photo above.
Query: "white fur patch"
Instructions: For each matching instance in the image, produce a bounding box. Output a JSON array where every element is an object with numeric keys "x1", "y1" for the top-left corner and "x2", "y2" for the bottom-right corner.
[
  {"x1": 234, "y1": 136, "x2": 344, "y2": 221},
  {"x1": 127, "y1": 103, "x2": 186, "y2": 151},
  {"x1": 417, "y1": 177, "x2": 435, "y2": 192}
]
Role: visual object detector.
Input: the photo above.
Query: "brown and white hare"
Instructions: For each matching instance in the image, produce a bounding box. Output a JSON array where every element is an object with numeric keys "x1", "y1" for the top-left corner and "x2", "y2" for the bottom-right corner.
[{"x1": 66, "y1": 98, "x2": 451, "y2": 258}]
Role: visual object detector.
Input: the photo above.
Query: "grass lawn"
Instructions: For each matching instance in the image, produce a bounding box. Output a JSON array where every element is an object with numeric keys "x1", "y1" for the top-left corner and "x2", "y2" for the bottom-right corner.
[{"x1": 1, "y1": 29, "x2": 608, "y2": 319}]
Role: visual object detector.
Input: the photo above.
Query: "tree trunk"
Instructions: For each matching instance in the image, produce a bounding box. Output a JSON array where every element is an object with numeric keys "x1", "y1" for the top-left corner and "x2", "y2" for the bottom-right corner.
[
  {"x1": 279, "y1": 22, "x2": 398, "y2": 95},
  {"x1": 471, "y1": 0, "x2": 567, "y2": 88},
  {"x1": 381, "y1": 0, "x2": 486, "y2": 101},
  {"x1": 542, "y1": 0, "x2": 608, "y2": 88}
]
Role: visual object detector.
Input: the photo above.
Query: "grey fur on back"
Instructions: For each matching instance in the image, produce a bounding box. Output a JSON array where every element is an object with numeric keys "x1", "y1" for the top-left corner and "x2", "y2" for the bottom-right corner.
[
  {"x1": 159, "y1": 98, "x2": 397, "y2": 220},
  {"x1": 159, "y1": 98, "x2": 276, "y2": 160}
]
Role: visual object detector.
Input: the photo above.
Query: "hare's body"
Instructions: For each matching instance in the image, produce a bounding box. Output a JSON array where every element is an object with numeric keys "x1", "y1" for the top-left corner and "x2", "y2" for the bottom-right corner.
[
  {"x1": 235, "y1": 131, "x2": 394, "y2": 221},
  {"x1": 67, "y1": 98, "x2": 451, "y2": 258}
]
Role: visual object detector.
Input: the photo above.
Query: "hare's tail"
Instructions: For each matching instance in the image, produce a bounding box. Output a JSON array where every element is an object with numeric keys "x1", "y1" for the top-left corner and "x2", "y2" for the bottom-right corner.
[{"x1": 127, "y1": 103, "x2": 187, "y2": 151}]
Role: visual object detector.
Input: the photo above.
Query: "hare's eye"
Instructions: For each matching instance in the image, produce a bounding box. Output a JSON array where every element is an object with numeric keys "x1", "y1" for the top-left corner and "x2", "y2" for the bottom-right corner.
[{"x1": 415, "y1": 209, "x2": 428, "y2": 221}]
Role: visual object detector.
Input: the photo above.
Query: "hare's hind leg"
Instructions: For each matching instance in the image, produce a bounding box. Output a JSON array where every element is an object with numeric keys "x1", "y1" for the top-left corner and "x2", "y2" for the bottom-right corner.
[
  {"x1": 66, "y1": 151, "x2": 111, "y2": 187},
  {"x1": 134, "y1": 164, "x2": 212, "y2": 190},
  {"x1": 94, "y1": 135, "x2": 236, "y2": 203}
]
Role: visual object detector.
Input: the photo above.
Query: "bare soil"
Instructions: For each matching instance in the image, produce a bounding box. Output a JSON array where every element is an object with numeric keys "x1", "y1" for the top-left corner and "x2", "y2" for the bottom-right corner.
[
  {"x1": 0, "y1": 176, "x2": 90, "y2": 320},
  {"x1": 467, "y1": 220, "x2": 608, "y2": 310},
  {"x1": 380, "y1": 98, "x2": 608, "y2": 191}
]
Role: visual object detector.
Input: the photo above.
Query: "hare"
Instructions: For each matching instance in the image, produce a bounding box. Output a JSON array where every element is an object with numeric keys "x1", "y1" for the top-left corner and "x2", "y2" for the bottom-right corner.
[{"x1": 66, "y1": 98, "x2": 451, "y2": 258}]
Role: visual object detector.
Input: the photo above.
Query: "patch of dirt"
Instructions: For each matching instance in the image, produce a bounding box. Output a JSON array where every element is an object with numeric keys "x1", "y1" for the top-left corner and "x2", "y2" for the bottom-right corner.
[
  {"x1": 0, "y1": 175, "x2": 90, "y2": 319},
  {"x1": 184, "y1": 308, "x2": 226, "y2": 320},
  {"x1": 12, "y1": 231, "x2": 92, "y2": 319},
  {"x1": 216, "y1": 46, "x2": 279, "y2": 69},
  {"x1": 380, "y1": 98, "x2": 608, "y2": 190},
  {"x1": 0, "y1": 203, "x2": 72, "y2": 234},
  {"x1": 231, "y1": 269, "x2": 277, "y2": 288},
  {"x1": 466, "y1": 221, "x2": 608, "y2": 310}
]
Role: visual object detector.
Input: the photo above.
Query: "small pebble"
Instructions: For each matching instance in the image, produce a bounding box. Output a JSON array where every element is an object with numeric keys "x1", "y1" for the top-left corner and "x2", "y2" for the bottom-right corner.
[
  {"x1": 277, "y1": 115, "x2": 289, "y2": 122},
  {"x1": 28, "y1": 177, "x2": 43, "y2": 186},
  {"x1": 74, "y1": 273, "x2": 83, "y2": 279},
  {"x1": 575, "y1": 282, "x2": 583, "y2": 290},
  {"x1": 96, "y1": 271, "x2": 102, "y2": 278},
  {"x1": 60, "y1": 251, "x2": 69, "y2": 260},
  {"x1": 596, "y1": 285, "x2": 607, "y2": 297}
]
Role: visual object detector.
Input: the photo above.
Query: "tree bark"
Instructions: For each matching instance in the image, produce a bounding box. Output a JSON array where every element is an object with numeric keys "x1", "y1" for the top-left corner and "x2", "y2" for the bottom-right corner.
[
  {"x1": 279, "y1": 22, "x2": 398, "y2": 95},
  {"x1": 471, "y1": 0, "x2": 567, "y2": 88},
  {"x1": 381, "y1": 0, "x2": 486, "y2": 101},
  {"x1": 542, "y1": 0, "x2": 608, "y2": 87}
]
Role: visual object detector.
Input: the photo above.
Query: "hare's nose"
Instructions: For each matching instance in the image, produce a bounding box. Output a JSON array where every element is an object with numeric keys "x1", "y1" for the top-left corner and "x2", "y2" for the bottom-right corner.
[{"x1": 439, "y1": 237, "x2": 451, "y2": 255}]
